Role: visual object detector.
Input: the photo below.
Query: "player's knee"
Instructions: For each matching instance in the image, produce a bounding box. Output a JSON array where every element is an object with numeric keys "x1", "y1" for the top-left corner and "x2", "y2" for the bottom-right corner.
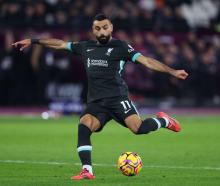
[
  {"x1": 125, "y1": 115, "x2": 142, "y2": 134},
  {"x1": 127, "y1": 121, "x2": 142, "y2": 134},
  {"x1": 80, "y1": 114, "x2": 101, "y2": 132},
  {"x1": 80, "y1": 115, "x2": 93, "y2": 130},
  {"x1": 130, "y1": 125, "x2": 140, "y2": 134}
]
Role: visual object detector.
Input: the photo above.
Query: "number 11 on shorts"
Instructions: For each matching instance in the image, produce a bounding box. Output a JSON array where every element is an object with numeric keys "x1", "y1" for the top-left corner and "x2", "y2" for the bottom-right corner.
[{"x1": 120, "y1": 100, "x2": 131, "y2": 113}]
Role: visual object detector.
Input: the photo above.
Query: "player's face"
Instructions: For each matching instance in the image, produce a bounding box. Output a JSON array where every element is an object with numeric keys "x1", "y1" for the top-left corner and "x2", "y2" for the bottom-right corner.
[{"x1": 92, "y1": 19, "x2": 113, "y2": 44}]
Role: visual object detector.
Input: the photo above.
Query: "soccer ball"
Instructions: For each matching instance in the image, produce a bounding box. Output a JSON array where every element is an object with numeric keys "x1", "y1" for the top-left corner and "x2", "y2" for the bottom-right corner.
[{"x1": 117, "y1": 152, "x2": 143, "y2": 176}]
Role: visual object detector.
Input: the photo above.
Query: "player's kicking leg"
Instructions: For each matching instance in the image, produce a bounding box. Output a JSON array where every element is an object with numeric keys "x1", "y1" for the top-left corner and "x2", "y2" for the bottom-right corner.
[
  {"x1": 124, "y1": 112, "x2": 181, "y2": 134},
  {"x1": 117, "y1": 98, "x2": 181, "y2": 134}
]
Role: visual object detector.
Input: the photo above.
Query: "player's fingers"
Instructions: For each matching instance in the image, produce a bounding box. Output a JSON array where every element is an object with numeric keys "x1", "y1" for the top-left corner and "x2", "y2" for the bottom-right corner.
[
  {"x1": 184, "y1": 72, "x2": 189, "y2": 78},
  {"x1": 178, "y1": 70, "x2": 188, "y2": 79},
  {"x1": 181, "y1": 74, "x2": 188, "y2": 79},
  {"x1": 12, "y1": 41, "x2": 25, "y2": 47},
  {"x1": 12, "y1": 42, "x2": 18, "y2": 47}
]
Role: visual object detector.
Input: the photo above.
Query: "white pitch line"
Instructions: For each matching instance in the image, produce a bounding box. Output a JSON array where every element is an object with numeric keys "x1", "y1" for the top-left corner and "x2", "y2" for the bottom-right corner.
[{"x1": 0, "y1": 160, "x2": 220, "y2": 171}]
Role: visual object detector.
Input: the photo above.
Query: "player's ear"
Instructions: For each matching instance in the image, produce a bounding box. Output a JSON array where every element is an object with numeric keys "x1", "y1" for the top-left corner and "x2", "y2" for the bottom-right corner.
[{"x1": 110, "y1": 22, "x2": 113, "y2": 32}]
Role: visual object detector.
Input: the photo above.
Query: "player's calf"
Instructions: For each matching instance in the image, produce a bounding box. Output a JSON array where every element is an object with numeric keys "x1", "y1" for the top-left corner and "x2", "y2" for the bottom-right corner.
[
  {"x1": 77, "y1": 124, "x2": 93, "y2": 174},
  {"x1": 135, "y1": 118, "x2": 167, "y2": 134},
  {"x1": 125, "y1": 114, "x2": 167, "y2": 134},
  {"x1": 75, "y1": 115, "x2": 101, "y2": 179}
]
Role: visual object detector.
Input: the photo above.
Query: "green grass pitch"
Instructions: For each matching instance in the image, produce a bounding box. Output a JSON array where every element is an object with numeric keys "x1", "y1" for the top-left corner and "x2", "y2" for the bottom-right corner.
[{"x1": 0, "y1": 115, "x2": 220, "y2": 186}]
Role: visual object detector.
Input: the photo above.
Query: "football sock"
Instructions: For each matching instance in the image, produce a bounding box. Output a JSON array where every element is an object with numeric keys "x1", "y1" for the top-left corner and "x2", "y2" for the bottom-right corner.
[
  {"x1": 161, "y1": 117, "x2": 169, "y2": 127},
  {"x1": 77, "y1": 124, "x2": 93, "y2": 174},
  {"x1": 136, "y1": 118, "x2": 167, "y2": 134},
  {"x1": 83, "y1": 165, "x2": 93, "y2": 174}
]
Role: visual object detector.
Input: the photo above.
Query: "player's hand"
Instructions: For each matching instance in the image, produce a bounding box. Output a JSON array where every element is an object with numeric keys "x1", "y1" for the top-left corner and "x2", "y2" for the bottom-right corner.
[
  {"x1": 12, "y1": 39, "x2": 31, "y2": 51},
  {"x1": 173, "y1": 70, "x2": 189, "y2": 80}
]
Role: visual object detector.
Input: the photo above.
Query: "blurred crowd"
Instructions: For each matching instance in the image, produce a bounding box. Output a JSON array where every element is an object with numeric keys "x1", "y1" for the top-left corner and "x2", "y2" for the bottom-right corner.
[
  {"x1": 0, "y1": 0, "x2": 219, "y2": 31},
  {"x1": 0, "y1": 0, "x2": 220, "y2": 106},
  {"x1": 1, "y1": 30, "x2": 220, "y2": 106}
]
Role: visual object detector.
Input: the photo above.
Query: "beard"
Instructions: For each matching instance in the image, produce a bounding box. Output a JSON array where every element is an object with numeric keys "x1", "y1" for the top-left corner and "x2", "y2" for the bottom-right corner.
[{"x1": 96, "y1": 35, "x2": 111, "y2": 44}]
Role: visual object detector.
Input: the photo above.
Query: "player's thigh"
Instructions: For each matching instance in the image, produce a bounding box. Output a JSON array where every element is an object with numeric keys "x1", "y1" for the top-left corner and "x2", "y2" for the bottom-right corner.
[
  {"x1": 110, "y1": 97, "x2": 141, "y2": 133},
  {"x1": 80, "y1": 103, "x2": 112, "y2": 132}
]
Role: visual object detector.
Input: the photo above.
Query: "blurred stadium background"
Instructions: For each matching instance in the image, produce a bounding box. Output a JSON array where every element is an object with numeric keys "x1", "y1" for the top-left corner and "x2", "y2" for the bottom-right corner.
[{"x1": 0, "y1": 0, "x2": 220, "y2": 115}]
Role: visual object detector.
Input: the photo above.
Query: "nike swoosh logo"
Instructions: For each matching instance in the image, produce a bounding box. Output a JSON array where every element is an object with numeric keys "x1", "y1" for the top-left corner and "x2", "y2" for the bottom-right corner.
[
  {"x1": 124, "y1": 109, "x2": 132, "y2": 114},
  {"x1": 86, "y1": 49, "x2": 94, "y2": 52}
]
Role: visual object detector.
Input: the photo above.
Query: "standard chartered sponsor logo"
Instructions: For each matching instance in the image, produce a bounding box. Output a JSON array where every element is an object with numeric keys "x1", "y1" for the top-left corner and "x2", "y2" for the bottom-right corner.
[{"x1": 87, "y1": 58, "x2": 108, "y2": 67}]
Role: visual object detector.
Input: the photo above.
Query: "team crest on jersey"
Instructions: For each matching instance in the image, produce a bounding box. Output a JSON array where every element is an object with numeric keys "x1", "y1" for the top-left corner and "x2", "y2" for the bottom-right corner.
[{"x1": 106, "y1": 48, "x2": 114, "y2": 56}]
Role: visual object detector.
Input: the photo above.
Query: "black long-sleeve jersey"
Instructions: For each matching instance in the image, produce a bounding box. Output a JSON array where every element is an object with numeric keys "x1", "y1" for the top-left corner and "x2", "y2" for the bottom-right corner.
[{"x1": 67, "y1": 38, "x2": 141, "y2": 103}]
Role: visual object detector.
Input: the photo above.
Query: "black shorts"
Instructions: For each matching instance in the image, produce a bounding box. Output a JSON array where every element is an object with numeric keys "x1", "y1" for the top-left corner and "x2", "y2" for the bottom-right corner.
[{"x1": 80, "y1": 96, "x2": 139, "y2": 132}]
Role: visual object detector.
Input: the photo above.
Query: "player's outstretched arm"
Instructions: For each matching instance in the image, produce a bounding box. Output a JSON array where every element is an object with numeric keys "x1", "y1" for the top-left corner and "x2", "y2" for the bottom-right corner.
[
  {"x1": 136, "y1": 55, "x2": 188, "y2": 80},
  {"x1": 12, "y1": 38, "x2": 69, "y2": 51}
]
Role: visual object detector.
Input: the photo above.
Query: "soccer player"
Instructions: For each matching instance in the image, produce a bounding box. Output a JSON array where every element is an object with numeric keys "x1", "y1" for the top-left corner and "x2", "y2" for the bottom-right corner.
[{"x1": 12, "y1": 14, "x2": 188, "y2": 180}]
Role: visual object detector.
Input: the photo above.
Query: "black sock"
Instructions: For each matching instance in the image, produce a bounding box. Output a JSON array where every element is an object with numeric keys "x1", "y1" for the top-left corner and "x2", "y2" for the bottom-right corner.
[
  {"x1": 77, "y1": 124, "x2": 92, "y2": 166},
  {"x1": 136, "y1": 118, "x2": 167, "y2": 134},
  {"x1": 157, "y1": 118, "x2": 167, "y2": 128}
]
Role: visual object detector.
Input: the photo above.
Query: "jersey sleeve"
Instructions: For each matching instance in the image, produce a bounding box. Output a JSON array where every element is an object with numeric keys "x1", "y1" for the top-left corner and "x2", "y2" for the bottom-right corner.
[
  {"x1": 121, "y1": 42, "x2": 141, "y2": 63},
  {"x1": 66, "y1": 41, "x2": 83, "y2": 55}
]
